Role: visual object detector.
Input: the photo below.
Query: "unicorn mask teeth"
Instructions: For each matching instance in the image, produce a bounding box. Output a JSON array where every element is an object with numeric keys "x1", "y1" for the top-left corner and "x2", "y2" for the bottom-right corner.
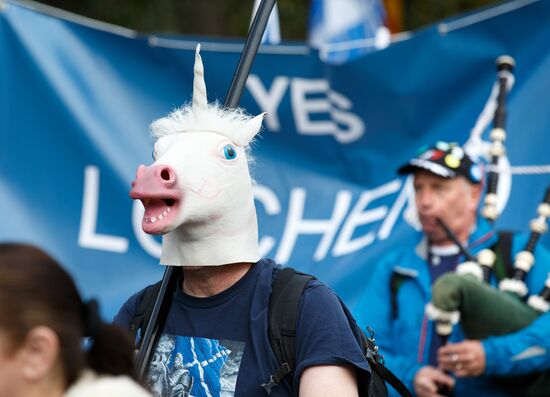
[
  {"x1": 130, "y1": 164, "x2": 181, "y2": 235},
  {"x1": 129, "y1": 44, "x2": 263, "y2": 266}
]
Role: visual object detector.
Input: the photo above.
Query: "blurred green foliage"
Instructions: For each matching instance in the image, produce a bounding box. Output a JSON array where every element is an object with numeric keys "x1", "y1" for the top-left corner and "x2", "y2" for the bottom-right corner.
[{"x1": 38, "y1": 0, "x2": 501, "y2": 39}]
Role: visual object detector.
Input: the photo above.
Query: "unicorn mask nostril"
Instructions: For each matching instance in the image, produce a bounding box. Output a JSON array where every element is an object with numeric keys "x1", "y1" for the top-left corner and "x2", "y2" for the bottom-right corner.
[{"x1": 160, "y1": 168, "x2": 173, "y2": 182}]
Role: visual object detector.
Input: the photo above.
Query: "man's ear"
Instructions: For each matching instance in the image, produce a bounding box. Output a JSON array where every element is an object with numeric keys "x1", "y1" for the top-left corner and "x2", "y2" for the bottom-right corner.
[{"x1": 19, "y1": 326, "x2": 60, "y2": 381}]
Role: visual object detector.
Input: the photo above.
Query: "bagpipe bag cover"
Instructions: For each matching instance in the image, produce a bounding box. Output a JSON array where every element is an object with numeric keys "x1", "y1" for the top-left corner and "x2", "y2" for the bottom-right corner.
[{"x1": 432, "y1": 274, "x2": 550, "y2": 396}]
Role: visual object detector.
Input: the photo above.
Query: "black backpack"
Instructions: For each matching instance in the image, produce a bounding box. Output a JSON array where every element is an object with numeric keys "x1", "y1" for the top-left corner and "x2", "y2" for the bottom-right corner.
[{"x1": 130, "y1": 267, "x2": 412, "y2": 397}]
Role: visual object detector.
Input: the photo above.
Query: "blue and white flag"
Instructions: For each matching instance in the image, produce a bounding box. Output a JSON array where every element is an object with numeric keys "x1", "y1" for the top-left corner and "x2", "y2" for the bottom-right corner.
[
  {"x1": 251, "y1": 0, "x2": 281, "y2": 45},
  {"x1": 309, "y1": 0, "x2": 390, "y2": 63}
]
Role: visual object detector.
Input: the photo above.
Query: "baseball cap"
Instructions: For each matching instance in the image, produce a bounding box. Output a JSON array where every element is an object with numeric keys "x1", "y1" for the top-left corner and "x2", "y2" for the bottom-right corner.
[{"x1": 397, "y1": 141, "x2": 482, "y2": 184}]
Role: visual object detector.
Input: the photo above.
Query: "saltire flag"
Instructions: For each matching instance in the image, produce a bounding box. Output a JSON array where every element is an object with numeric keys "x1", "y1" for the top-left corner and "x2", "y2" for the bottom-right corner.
[
  {"x1": 251, "y1": 0, "x2": 281, "y2": 44},
  {"x1": 309, "y1": 0, "x2": 391, "y2": 63}
]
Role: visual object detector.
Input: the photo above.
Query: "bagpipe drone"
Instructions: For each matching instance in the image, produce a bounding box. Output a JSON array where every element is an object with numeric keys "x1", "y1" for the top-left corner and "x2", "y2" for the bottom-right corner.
[{"x1": 426, "y1": 56, "x2": 550, "y2": 396}]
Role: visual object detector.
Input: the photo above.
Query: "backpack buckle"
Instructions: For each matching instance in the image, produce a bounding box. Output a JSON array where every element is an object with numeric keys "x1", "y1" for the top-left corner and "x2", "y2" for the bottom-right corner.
[
  {"x1": 261, "y1": 362, "x2": 292, "y2": 394},
  {"x1": 261, "y1": 375, "x2": 278, "y2": 395},
  {"x1": 366, "y1": 326, "x2": 385, "y2": 365}
]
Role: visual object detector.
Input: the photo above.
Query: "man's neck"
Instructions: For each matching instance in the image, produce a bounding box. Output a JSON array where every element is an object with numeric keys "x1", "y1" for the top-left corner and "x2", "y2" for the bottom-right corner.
[
  {"x1": 181, "y1": 262, "x2": 253, "y2": 297},
  {"x1": 430, "y1": 238, "x2": 466, "y2": 247},
  {"x1": 430, "y1": 227, "x2": 471, "y2": 248}
]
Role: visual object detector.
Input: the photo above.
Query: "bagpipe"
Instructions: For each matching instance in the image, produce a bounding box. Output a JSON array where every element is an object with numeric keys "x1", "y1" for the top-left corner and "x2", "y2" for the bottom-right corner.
[
  {"x1": 426, "y1": 56, "x2": 550, "y2": 396},
  {"x1": 428, "y1": 188, "x2": 550, "y2": 340}
]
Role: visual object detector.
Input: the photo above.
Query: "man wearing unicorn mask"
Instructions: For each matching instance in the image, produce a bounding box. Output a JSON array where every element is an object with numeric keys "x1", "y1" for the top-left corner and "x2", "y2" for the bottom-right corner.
[
  {"x1": 354, "y1": 141, "x2": 550, "y2": 397},
  {"x1": 115, "y1": 46, "x2": 372, "y2": 397}
]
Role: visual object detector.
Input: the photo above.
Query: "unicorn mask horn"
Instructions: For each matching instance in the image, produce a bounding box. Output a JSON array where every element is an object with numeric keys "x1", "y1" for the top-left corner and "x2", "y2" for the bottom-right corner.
[{"x1": 132, "y1": 0, "x2": 276, "y2": 379}]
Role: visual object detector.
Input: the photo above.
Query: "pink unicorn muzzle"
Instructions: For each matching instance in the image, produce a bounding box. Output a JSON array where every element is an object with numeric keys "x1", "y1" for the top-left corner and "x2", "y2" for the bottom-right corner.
[{"x1": 130, "y1": 164, "x2": 182, "y2": 235}]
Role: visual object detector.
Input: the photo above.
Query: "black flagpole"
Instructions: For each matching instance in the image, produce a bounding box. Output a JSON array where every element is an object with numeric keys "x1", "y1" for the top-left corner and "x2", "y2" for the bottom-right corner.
[
  {"x1": 225, "y1": 0, "x2": 276, "y2": 108},
  {"x1": 135, "y1": 0, "x2": 278, "y2": 380}
]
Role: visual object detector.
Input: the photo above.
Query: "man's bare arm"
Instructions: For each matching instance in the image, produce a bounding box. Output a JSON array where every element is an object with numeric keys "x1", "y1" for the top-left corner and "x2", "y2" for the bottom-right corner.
[{"x1": 299, "y1": 365, "x2": 359, "y2": 397}]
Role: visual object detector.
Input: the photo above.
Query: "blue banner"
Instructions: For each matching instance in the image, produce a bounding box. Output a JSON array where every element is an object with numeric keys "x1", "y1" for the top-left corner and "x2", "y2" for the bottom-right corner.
[{"x1": 1, "y1": 0, "x2": 549, "y2": 319}]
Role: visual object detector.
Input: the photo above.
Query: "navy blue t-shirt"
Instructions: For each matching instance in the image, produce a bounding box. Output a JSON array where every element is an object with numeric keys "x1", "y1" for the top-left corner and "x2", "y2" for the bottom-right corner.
[{"x1": 115, "y1": 259, "x2": 370, "y2": 397}]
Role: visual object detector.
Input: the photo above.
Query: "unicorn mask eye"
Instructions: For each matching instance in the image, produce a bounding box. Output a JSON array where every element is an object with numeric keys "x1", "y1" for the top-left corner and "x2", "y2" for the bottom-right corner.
[{"x1": 222, "y1": 144, "x2": 237, "y2": 160}]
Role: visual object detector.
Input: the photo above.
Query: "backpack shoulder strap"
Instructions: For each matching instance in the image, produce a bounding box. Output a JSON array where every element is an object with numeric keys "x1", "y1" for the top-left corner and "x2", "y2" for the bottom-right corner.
[
  {"x1": 369, "y1": 360, "x2": 413, "y2": 397},
  {"x1": 343, "y1": 305, "x2": 413, "y2": 397},
  {"x1": 130, "y1": 280, "x2": 162, "y2": 349},
  {"x1": 263, "y1": 267, "x2": 412, "y2": 397},
  {"x1": 262, "y1": 267, "x2": 315, "y2": 394}
]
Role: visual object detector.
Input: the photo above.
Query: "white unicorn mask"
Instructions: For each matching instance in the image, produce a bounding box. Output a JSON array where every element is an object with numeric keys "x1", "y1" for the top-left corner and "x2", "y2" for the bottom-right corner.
[{"x1": 130, "y1": 45, "x2": 265, "y2": 267}]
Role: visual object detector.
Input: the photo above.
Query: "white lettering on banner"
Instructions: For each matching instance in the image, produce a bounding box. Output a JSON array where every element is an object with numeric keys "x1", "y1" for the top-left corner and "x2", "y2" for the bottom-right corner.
[
  {"x1": 290, "y1": 78, "x2": 365, "y2": 144},
  {"x1": 275, "y1": 188, "x2": 353, "y2": 264},
  {"x1": 77, "y1": 166, "x2": 408, "y2": 263},
  {"x1": 78, "y1": 166, "x2": 129, "y2": 253},
  {"x1": 328, "y1": 91, "x2": 366, "y2": 144},
  {"x1": 253, "y1": 184, "x2": 282, "y2": 257},
  {"x1": 292, "y1": 78, "x2": 334, "y2": 135},
  {"x1": 245, "y1": 76, "x2": 365, "y2": 143},
  {"x1": 132, "y1": 201, "x2": 162, "y2": 258},
  {"x1": 246, "y1": 75, "x2": 289, "y2": 132},
  {"x1": 332, "y1": 180, "x2": 402, "y2": 257}
]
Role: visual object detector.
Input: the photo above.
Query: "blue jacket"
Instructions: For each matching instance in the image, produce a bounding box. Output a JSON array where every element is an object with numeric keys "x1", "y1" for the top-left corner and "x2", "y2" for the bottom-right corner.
[{"x1": 354, "y1": 220, "x2": 550, "y2": 397}]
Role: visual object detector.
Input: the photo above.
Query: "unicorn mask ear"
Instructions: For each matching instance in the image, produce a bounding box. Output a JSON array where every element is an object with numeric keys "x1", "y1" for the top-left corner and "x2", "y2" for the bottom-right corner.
[
  {"x1": 193, "y1": 44, "x2": 208, "y2": 113},
  {"x1": 233, "y1": 112, "x2": 266, "y2": 146}
]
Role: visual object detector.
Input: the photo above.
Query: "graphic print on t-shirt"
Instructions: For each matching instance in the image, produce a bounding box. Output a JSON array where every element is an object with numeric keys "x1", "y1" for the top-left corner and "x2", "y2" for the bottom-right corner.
[{"x1": 146, "y1": 334, "x2": 245, "y2": 397}]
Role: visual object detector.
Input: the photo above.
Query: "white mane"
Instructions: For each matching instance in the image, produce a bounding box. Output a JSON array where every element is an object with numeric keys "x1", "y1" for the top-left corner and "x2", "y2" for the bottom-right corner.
[{"x1": 150, "y1": 102, "x2": 260, "y2": 147}]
